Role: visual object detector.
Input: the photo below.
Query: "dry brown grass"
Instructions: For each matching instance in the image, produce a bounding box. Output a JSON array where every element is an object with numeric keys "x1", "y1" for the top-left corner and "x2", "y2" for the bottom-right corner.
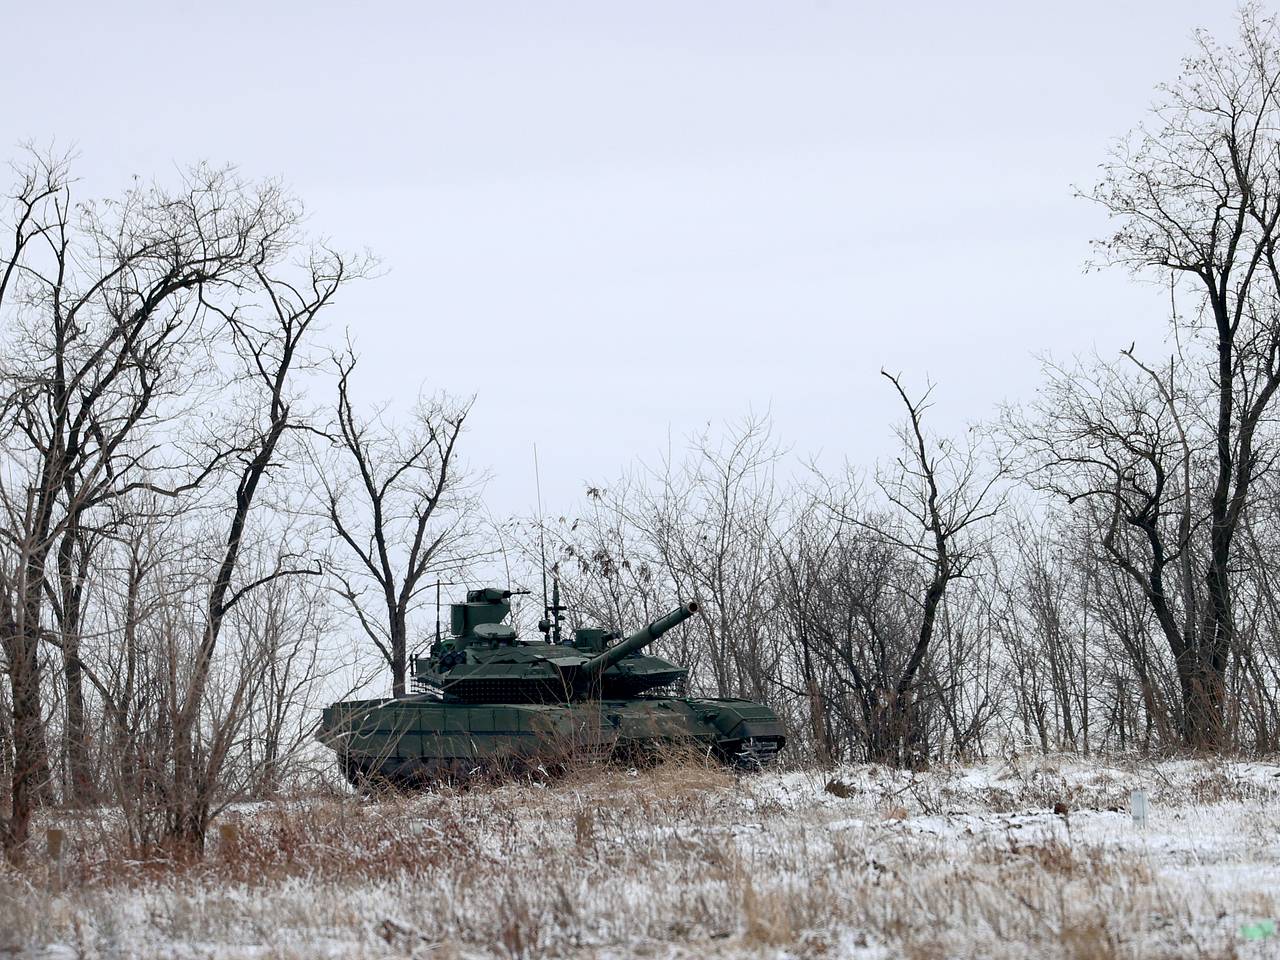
[{"x1": 1, "y1": 756, "x2": 1278, "y2": 959}]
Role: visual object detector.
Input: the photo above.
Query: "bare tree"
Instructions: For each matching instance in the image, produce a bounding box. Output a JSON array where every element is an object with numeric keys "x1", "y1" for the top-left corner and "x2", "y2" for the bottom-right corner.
[
  {"x1": 0, "y1": 151, "x2": 297, "y2": 860},
  {"x1": 534, "y1": 472, "x2": 675, "y2": 650},
  {"x1": 1070, "y1": 8, "x2": 1280, "y2": 747},
  {"x1": 1008, "y1": 348, "x2": 1240, "y2": 747},
  {"x1": 771, "y1": 494, "x2": 840, "y2": 764},
  {"x1": 317, "y1": 352, "x2": 476, "y2": 696},
  {"x1": 824, "y1": 374, "x2": 1001, "y2": 766},
  {"x1": 163, "y1": 247, "x2": 355, "y2": 851},
  {"x1": 641, "y1": 415, "x2": 784, "y2": 701},
  {"x1": 992, "y1": 513, "x2": 1083, "y2": 750}
]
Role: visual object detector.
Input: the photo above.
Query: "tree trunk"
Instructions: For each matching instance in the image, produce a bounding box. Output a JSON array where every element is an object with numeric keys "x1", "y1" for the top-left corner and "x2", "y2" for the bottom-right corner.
[
  {"x1": 391, "y1": 608, "x2": 407, "y2": 697},
  {"x1": 57, "y1": 516, "x2": 95, "y2": 804},
  {"x1": 62, "y1": 649, "x2": 92, "y2": 801},
  {"x1": 3, "y1": 616, "x2": 49, "y2": 861},
  {"x1": 1177, "y1": 650, "x2": 1227, "y2": 750},
  {"x1": 806, "y1": 679, "x2": 832, "y2": 766}
]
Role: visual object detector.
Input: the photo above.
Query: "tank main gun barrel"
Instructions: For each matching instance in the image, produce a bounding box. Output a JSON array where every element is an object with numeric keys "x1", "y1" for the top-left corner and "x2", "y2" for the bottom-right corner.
[{"x1": 582, "y1": 601, "x2": 699, "y2": 676}]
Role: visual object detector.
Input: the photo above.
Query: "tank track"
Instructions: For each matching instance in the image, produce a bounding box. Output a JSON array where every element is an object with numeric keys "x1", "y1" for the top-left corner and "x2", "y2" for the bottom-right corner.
[
  {"x1": 343, "y1": 735, "x2": 783, "y2": 788},
  {"x1": 727, "y1": 737, "x2": 782, "y2": 770}
]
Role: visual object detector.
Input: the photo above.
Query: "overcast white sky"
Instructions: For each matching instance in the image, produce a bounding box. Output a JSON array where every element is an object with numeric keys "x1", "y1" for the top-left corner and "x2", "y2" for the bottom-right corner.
[{"x1": 3, "y1": 0, "x2": 1246, "y2": 518}]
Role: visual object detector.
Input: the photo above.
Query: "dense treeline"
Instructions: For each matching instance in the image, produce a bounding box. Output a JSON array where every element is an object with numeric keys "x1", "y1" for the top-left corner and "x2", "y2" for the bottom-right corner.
[
  {"x1": 4, "y1": 10, "x2": 1280, "y2": 860},
  {"x1": 546, "y1": 8, "x2": 1280, "y2": 761},
  {"x1": 538, "y1": 406, "x2": 1280, "y2": 767}
]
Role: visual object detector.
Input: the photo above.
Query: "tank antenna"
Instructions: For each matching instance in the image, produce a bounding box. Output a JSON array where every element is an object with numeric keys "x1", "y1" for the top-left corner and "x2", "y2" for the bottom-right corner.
[
  {"x1": 534, "y1": 445, "x2": 565, "y2": 644},
  {"x1": 551, "y1": 573, "x2": 563, "y2": 643},
  {"x1": 532, "y1": 450, "x2": 568, "y2": 647},
  {"x1": 535, "y1": 445, "x2": 551, "y2": 643}
]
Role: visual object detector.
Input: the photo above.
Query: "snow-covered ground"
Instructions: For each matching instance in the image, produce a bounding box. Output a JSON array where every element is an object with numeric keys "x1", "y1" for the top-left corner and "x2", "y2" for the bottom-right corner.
[{"x1": 3, "y1": 756, "x2": 1279, "y2": 958}]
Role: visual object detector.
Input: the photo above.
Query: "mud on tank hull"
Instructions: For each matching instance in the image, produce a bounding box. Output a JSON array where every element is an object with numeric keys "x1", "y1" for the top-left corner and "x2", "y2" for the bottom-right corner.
[{"x1": 318, "y1": 695, "x2": 785, "y2": 785}]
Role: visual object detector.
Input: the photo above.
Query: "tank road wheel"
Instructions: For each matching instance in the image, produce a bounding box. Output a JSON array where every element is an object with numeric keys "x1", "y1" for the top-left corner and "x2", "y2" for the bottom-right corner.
[
  {"x1": 342, "y1": 753, "x2": 367, "y2": 788},
  {"x1": 341, "y1": 753, "x2": 398, "y2": 794},
  {"x1": 724, "y1": 737, "x2": 782, "y2": 771}
]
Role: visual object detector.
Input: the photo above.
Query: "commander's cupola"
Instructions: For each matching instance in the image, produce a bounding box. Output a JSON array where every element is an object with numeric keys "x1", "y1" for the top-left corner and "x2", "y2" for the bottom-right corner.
[{"x1": 450, "y1": 588, "x2": 518, "y2": 648}]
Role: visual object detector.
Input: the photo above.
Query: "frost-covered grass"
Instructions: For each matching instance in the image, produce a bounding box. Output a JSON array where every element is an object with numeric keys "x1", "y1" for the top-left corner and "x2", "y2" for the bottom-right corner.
[{"x1": 3, "y1": 755, "x2": 1280, "y2": 958}]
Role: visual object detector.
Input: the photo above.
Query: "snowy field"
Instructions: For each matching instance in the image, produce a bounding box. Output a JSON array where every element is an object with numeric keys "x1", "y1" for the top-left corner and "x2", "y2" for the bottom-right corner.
[{"x1": 3, "y1": 756, "x2": 1279, "y2": 959}]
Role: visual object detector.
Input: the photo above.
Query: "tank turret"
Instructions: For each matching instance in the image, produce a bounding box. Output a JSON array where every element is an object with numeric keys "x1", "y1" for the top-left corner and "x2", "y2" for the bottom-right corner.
[{"x1": 412, "y1": 590, "x2": 694, "y2": 702}]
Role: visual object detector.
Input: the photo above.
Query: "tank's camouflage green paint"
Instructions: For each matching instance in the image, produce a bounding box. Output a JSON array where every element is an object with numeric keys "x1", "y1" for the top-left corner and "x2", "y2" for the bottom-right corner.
[{"x1": 317, "y1": 589, "x2": 785, "y2": 783}]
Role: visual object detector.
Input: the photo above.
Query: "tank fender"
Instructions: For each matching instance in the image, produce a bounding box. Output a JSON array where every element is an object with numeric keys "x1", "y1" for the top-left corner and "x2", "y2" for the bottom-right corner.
[{"x1": 692, "y1": 698, "x2": 786, "y2": 740}]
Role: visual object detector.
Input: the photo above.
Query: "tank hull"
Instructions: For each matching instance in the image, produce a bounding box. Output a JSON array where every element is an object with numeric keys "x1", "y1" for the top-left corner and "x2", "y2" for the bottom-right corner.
[{"x1": 318, "y1": 695, "x2": 785, "y2": 785}]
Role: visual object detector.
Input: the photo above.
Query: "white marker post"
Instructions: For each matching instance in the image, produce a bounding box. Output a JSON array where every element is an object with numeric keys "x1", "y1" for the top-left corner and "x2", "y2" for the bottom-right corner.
[{"x1": 1130, "y1": 789, "x2": 1149, "y2": 829}]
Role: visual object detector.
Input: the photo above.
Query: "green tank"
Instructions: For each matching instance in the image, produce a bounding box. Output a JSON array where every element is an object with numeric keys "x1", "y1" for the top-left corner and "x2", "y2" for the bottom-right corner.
[{"x1": 317, "y1": 587, "x2": 786, "y2": 784}]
